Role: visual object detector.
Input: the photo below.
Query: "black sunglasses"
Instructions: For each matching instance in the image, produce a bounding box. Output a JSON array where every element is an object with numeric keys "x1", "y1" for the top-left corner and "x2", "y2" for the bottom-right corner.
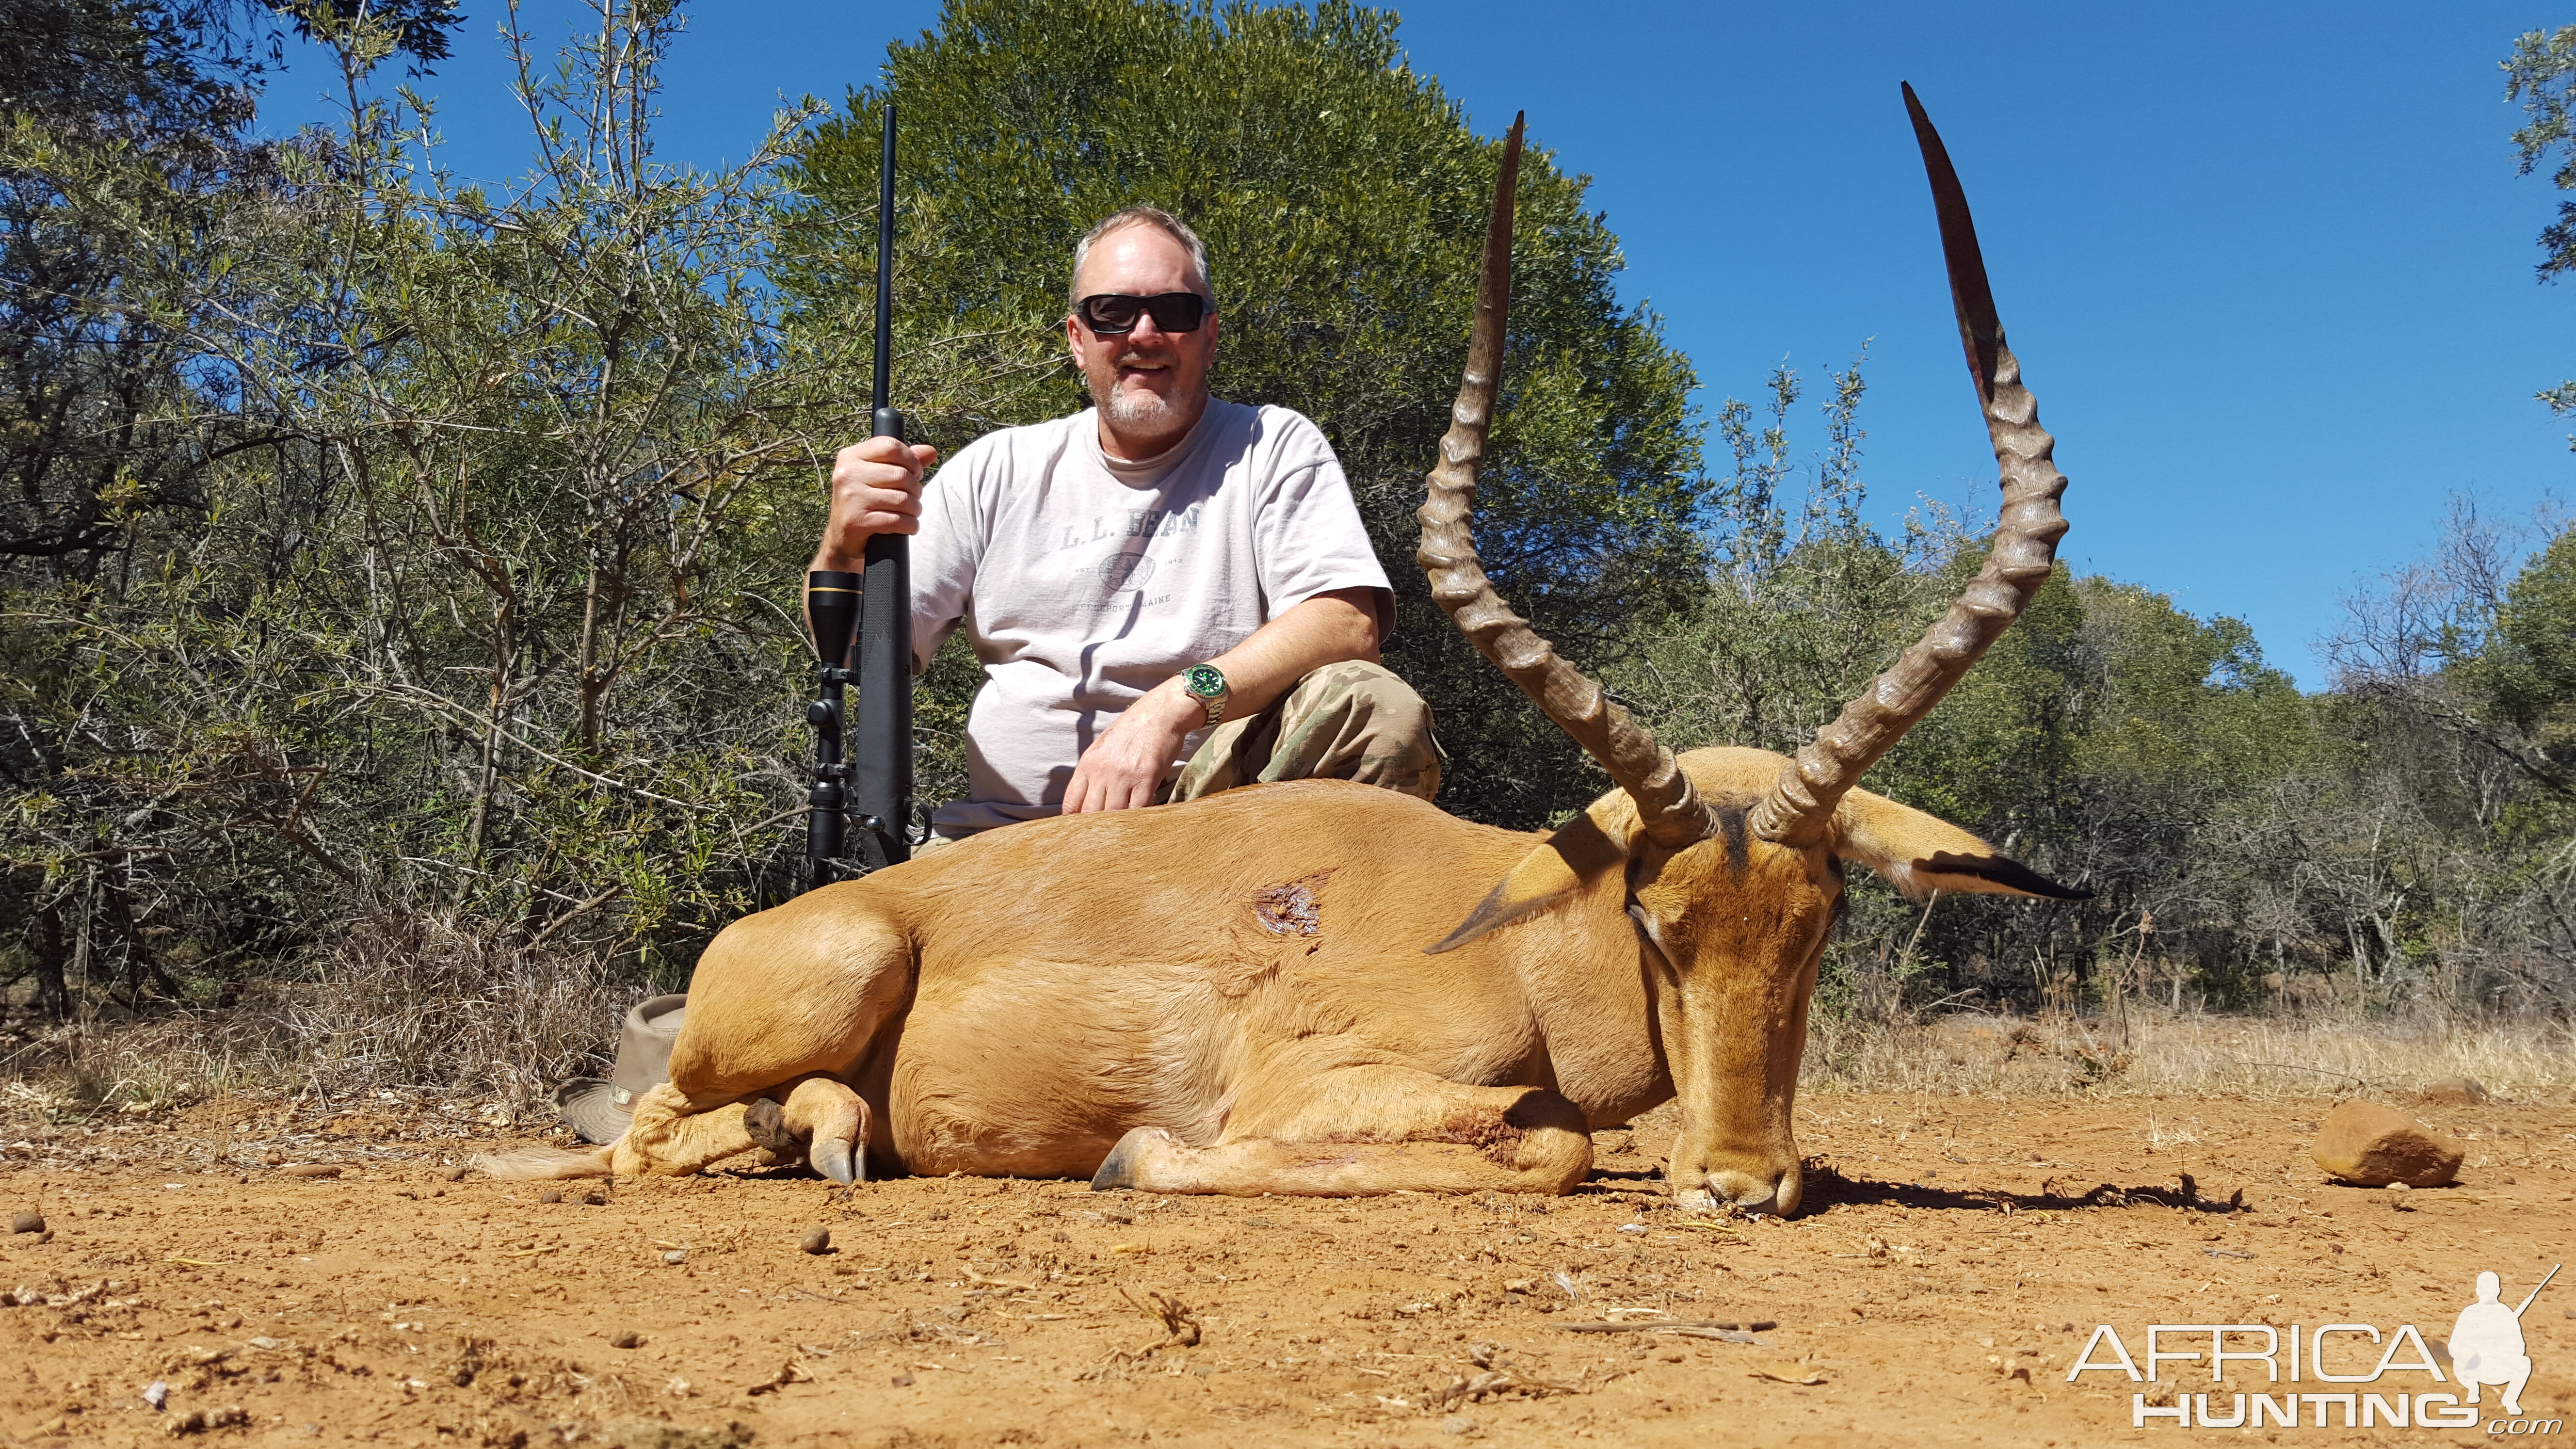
[{"x1": 1074, "y1": 291, "x2": 1210, "y2": 335}]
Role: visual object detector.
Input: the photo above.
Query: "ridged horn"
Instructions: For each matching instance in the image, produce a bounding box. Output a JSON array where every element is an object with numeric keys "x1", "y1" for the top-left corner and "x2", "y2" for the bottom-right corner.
[
  {"x1": 1747, "y1": 83, "x2": 2073, "y2": 848},
  {"x1": 1416, "y1": 113, "x2": 1717, "y2": 850}
]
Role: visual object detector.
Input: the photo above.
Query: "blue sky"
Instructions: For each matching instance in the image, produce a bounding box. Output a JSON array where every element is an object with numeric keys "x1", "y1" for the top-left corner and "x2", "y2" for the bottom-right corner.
[{"x1": 255, "y1": 2, "x2": 2576, "y2": 689}]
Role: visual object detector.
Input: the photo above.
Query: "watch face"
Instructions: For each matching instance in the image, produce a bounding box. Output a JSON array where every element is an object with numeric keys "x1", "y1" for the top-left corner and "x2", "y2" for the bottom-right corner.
[{"x1": 1184, "y1": 664, "x2": 1225, "y2": 699}]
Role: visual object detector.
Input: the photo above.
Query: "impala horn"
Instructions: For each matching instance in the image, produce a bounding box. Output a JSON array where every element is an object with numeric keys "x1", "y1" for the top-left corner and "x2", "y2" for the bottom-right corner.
[
  {"x1": 1745, "y1": 83, "x2": 2073, "y2": 848},
  {"x1": 1416, "y1": 114, "x2": 1718, "y2": 850}
]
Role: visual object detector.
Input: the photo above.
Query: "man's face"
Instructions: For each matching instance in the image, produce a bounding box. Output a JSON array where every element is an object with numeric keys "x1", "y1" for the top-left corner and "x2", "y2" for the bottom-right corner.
[{"x1": 1065, "y1": 224, "x2": 1219, "y2": 442}]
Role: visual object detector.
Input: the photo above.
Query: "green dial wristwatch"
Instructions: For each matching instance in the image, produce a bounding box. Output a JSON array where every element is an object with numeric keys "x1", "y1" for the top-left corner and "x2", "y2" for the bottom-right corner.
[{"x1": 1181, "y1": 663, "x2": 1230, "y2": 727}]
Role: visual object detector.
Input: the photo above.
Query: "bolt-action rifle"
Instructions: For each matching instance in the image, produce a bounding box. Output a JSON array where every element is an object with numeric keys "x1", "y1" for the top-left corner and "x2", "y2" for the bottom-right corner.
[{"x1": 806, "y1": 102, "x2": 913, "y2": 885}]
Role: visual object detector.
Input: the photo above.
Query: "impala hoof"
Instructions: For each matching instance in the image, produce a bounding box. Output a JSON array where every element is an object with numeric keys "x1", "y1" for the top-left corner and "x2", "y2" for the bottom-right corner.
[
  {"x1": 1092, "y1": 1127, "x2": 1165, "y2": 1191},
  {"x1": 1675, "y1": 1166, "x2": 1801, "y2": 1218},
  {"x1": 812, "y1": 1138, "x2": 857, "y2": 1186}
]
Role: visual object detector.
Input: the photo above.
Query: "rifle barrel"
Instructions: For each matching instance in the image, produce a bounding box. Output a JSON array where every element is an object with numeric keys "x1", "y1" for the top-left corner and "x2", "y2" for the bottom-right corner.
[
  {"x1": 872, "y1": 102, "x2": 896, "y2": 417},
  {"x1": 2515, "y1": 1262, "x2": 2560, "y2": 1317},
  {"x1": 850, "y1": 98, "x2": 913, "y2": 869}
]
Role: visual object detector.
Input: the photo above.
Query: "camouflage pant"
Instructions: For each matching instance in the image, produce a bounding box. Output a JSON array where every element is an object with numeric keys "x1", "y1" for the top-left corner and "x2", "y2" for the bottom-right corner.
[{"x1": 1168, "y1": 660, "x2": 1446, "y2": 804}]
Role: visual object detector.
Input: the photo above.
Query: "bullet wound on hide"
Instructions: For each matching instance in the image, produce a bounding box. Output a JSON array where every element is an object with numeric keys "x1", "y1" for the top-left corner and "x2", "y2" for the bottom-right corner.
[{"x1": 1252, "y1": 870, "x2": 1332, "y2": 937}]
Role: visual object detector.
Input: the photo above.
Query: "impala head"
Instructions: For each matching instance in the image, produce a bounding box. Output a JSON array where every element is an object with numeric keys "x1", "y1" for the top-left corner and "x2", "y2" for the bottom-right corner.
[{"x1": 1419, "y1": 93, "x2": 2089, "y2": 1216}]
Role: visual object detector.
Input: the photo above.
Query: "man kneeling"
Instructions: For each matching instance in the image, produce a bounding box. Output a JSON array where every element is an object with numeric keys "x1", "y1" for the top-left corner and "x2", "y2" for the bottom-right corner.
[{"x1": 814, "y1": 205, "x2": 1438, "y2": 843}]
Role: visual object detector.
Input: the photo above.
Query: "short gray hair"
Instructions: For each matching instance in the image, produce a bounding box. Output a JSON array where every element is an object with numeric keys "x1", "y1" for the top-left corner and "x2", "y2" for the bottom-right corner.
[{"x1": 1068, "y1": 206, "x2": 1213, "y2": 312}]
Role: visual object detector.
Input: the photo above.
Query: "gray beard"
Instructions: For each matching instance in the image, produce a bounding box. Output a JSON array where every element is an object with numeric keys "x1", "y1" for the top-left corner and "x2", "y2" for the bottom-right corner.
[{"x1": 1099, "y1": 379, "x2": 1182, "y2": 431}]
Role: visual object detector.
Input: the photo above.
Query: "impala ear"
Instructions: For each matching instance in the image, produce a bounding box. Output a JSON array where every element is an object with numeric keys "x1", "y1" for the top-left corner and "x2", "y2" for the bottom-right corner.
[
  {"x1": 1426, "y1": 796, "x2": 1638, "y2": 954},
  {"x1": 1834, "y1": 789, "x2": 2091, "y2": 903}
]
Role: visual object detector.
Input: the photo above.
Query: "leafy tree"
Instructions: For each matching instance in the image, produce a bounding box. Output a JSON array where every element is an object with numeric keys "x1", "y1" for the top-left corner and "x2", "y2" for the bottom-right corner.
[
  {"x1": 785, "y1": 0, "x2": 1709, "y2": 828},
  {"x1": 272, "y1": 0, "x2": 461, "y2": 68},
  {"x1": 0, "y1": 0, "x2": 262, "y2": 568},
  {"x1": 0, "y1": 0, "x2": 854, "y2": 1075},
  {"x1": 1, "y1": 0, "x2": 275, "y2": 1014},
  {"x1": 2506, "y1": 25, "x2": 2576, "y2": 435},
  {"x1": 0, "y1": 0, "x2": 462, "y2": 569},
  {"x1": 2476, "y1": 521, "x2": 2576, "y2": 778}
]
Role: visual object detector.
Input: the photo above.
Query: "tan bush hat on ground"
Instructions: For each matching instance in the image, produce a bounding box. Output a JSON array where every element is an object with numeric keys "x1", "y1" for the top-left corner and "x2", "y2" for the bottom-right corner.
[{"x1": 552, "y1": 993, "x2": 687, "y2": 1145}]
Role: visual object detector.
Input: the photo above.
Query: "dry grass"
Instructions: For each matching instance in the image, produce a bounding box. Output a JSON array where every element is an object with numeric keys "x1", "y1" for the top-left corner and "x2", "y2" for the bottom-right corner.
[
  {"x1": 0, "y1": 907, "x2": 630, "y2": 1119},
  {"x1": 1806, "y1": 1009, "x2": 2576, "y2": 1101},
  {"x1": 9, "y1": 943, "x2": 2573, "y2": 1127}
]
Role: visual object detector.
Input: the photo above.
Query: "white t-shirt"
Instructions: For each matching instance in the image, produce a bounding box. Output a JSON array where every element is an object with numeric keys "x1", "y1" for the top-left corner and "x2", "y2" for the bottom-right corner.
[{"x1": 912, "y1": 399, "x2": 1392, "y2": 836}]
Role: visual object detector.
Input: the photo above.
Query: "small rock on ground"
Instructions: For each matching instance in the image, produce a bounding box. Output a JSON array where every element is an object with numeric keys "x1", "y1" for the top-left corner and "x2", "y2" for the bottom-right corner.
[
  {"x1": 2314, "y1": 1100, "x2": 2465, "y2": 1187},
  {"x1": 799, "y1": 1226, "x2": 831, "y2": 1255},
  {"x1": 8, "y1": 1210, "x2": 42, "y2": 1234},
  {"x1": 1440, "y1": 1415, "x2": 1478, "y2": 1436},
  {"x1": 2420, "y1": 1077, "x2": 2489, "y2": 1106}
]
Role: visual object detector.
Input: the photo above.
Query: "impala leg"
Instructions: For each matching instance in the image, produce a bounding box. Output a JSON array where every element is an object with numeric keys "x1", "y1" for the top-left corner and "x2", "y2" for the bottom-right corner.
[
  {"x1": 614, "y1": 1084, "x2": 762, "y2": 1178},
  {"x1": 616, "y1": 902, "x2": 913, "y2": 1180},
  {"x1": 1092, "y1": 1068, "x2": 1591, "y2": 1197}
]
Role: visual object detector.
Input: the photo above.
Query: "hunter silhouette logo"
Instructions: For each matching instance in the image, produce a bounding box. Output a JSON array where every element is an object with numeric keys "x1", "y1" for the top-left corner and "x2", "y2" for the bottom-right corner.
[{"x1": 2452, "y1": 1265, "x2": 2555, "y2": 1418}]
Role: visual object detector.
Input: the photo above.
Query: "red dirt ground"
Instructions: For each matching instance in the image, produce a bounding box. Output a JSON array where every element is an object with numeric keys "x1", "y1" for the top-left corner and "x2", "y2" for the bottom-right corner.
[{"x1": 2, "y1": 1089, "x2": 2570, "y2": 1447}]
